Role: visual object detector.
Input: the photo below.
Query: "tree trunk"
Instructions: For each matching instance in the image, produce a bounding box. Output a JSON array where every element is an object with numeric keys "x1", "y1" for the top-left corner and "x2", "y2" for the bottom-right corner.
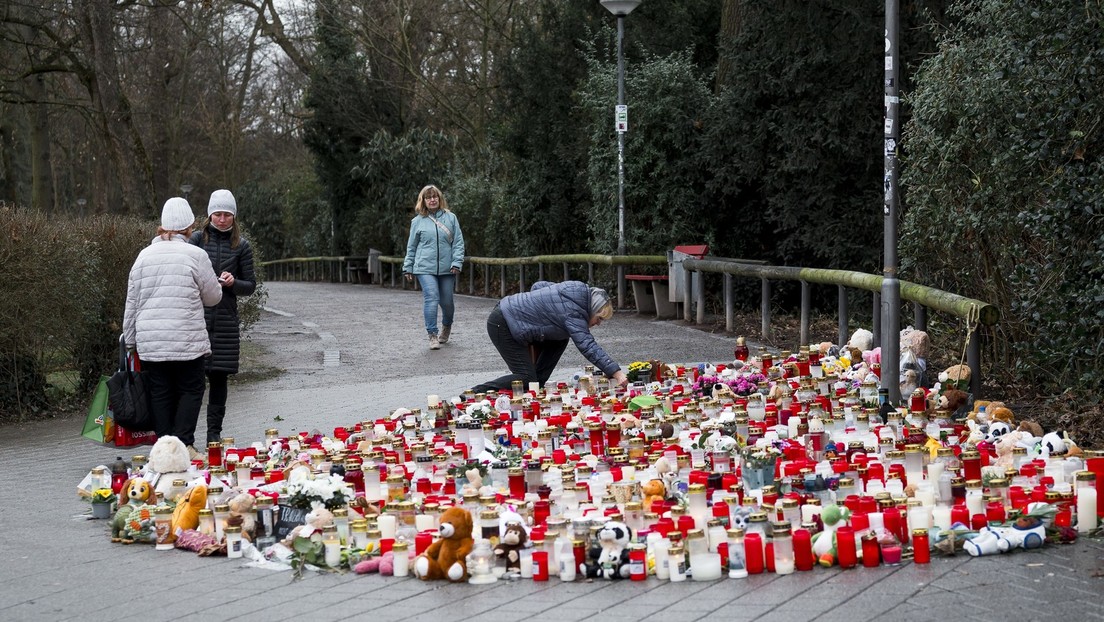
[
  {"x1": 76, "y1": 0, "x2": 155, "y2": 216},
  {"x1": 26, "y1": 74, "x2": 55, "y2": 213},
  {"x1": 716, "y1": 0, "x2": 746, "y2": 92}
]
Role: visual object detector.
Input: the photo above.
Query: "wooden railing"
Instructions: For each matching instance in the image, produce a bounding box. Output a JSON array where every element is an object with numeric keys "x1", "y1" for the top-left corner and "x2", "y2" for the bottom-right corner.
[{"x1": 261, "y1": 252, "x2": 999, "y2": 397}]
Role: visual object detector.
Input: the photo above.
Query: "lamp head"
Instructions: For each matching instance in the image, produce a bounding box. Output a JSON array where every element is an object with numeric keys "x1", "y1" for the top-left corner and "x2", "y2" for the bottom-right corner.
[{"x1": 600, "y1": 0, "x2": 641, "y2": 16}]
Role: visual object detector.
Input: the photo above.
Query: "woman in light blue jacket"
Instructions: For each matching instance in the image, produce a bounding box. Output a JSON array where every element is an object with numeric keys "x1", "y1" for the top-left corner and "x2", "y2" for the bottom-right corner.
[{"x1": 402, "y1": 185, "x2": 465, "y2": 350}]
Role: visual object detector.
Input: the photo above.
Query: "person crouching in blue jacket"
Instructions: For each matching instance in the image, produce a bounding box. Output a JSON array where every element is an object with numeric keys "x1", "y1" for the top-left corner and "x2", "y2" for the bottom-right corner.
[{"x1": 471, "y1": 281, "x2": 628, "y2": 393}]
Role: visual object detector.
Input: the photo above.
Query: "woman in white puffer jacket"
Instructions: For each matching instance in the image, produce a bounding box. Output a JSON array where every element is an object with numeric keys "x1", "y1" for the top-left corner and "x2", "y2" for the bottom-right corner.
[{"x1": 123, "y1": 197, "x2": 222, "y2": 459}]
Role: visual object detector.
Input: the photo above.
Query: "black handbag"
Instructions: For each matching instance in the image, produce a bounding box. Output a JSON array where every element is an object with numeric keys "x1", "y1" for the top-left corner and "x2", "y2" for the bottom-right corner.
[{"x1": 106, "y1": 336, "x2": 154, "y2": 431}]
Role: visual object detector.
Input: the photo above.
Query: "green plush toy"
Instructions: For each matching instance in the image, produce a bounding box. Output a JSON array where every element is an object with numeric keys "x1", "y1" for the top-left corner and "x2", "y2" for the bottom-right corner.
[{"x1": 811, "y1": 504, "x2": 851, "y2": 566}]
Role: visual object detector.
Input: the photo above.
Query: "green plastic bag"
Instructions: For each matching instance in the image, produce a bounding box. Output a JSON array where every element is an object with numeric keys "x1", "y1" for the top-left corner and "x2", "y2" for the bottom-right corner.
[{"x1": 81, "y1": 375, "x2": 113, "y2": 444}]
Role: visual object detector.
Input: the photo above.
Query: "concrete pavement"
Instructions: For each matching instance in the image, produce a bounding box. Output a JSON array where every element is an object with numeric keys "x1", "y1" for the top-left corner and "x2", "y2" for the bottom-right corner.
[{"x1": 2, "y1": 281, "x2": 1101, "y2": 622}]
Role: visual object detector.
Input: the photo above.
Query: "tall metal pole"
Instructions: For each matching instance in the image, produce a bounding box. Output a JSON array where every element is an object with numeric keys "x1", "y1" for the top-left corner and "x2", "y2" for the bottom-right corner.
[
  {"x1": 616, "y1": 15, "x2": 626, "y2": 257},
  {"x1": 882, "y1": 0, "x2": 902, "y2": 405}
]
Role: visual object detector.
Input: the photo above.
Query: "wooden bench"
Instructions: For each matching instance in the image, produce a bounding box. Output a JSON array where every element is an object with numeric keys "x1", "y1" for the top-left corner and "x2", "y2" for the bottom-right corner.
[
  {"x1": 345, "y1": 257, "x2": 371, "y2": 284},
  {"x1": 625, "y1": 274, "x2": 676, "y2": 319}
]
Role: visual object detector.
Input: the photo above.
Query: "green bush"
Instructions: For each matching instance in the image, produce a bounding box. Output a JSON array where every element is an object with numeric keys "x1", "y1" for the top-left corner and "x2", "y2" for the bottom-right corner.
[
  {"x1": 0, "y1": 205, "x2": 105, "y2": 416},
  {"x1": 902, "y1": 0, "x2": 1104, "y2": 397},
  {"x1": 0, "y1": 203, "x2": 267, "y2": 420}
]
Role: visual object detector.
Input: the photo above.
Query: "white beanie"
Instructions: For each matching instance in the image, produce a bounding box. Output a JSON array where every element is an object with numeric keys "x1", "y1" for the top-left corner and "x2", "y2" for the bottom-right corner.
[
  {"x1": 161, "y1": 197, "x2": 196, "y2": 231},
  {"x1": 207, "y1": 189, "x2": 237, "y2": 217}
]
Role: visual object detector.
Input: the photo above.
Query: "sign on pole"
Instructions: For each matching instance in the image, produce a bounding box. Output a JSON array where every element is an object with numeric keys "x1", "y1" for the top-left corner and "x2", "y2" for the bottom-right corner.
[{"x1": 615, "y1": 104, "x2": 628, "y2": 133}]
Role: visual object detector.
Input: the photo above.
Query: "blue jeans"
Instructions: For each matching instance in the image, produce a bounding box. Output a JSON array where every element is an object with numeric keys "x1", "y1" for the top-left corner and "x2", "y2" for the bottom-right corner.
[{"x1": 416, "y1": 273, "x2": 456, "y2": 336}]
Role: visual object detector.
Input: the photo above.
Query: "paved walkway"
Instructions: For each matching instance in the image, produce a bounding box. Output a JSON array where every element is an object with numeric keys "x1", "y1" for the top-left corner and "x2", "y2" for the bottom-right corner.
[{"x1": 2, "y1": 282, "x2": 1101, "y2": 622}]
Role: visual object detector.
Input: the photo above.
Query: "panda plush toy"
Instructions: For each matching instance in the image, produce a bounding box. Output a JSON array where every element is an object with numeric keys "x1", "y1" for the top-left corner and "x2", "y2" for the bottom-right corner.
[{"x1": 580, "y1": 520, "x2": 632, "y2": 579}]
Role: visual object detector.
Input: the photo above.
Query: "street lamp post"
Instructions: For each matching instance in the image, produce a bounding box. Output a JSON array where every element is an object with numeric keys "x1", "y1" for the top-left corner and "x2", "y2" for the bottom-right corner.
[
  {"x1": 601, "y1": 0, "x2": 640, "y2": 307},
  {"x1": 180, "y1": 183, "x2": 193, "y2": 202},
  {"x1": 882, "y1": 0, "x2": 902, "y2": 405}
]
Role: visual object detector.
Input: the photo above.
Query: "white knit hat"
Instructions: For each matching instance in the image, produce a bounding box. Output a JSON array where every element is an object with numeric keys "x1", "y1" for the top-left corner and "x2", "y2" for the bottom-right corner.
[
  {"x1": 207, "y1": 189, "x2": 237, "y2": 217},
  {"x1": 161, "y1": 197, "x2": 196, "y2": 231}
]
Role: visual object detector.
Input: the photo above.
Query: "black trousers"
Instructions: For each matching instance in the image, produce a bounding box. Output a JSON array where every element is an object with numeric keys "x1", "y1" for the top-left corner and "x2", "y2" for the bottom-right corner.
[
  {"x1": 143, "y1": 356, "x2": 206, "y2": 448},
  {"x1": 471, "y1": 306, "x2": 568, "y2": 393}
]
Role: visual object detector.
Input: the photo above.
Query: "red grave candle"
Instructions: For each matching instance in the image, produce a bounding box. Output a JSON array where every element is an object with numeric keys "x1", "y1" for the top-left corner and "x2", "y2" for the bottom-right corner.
[{"x1": 744, "y1": 532, "x2": 765, "y2": 575}]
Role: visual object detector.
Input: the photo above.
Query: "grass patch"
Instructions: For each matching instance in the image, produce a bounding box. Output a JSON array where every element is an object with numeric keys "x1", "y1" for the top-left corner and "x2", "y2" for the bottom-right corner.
[{"x1": 230, "y1": 340, "x2": 284, "y2": 385}]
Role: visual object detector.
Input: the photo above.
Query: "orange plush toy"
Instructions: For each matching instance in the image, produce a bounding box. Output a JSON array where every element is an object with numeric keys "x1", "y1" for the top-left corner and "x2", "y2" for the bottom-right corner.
[
  {"x1": 170, "y1": 484, "x2": 208, "y2": 544},
  {"x1": 413, "y1": 507, "x2": 474, "y2": 582}
]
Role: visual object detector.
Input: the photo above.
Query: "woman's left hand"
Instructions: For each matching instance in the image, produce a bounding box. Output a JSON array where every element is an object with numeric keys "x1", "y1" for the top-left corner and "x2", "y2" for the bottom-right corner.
[
  {"x1": 219, "y1": 271, "x2": 235, "y2": 287},
  {"x1": 450, "y1": 267, "x2": 460, "y2": 275}
]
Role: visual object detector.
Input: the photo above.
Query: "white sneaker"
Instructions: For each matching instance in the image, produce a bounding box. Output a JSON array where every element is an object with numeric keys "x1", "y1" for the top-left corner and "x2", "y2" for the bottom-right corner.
[
  {"x1": 429, "y1": 334, "x2": 440, "y2": 350},
  {"x1": 438, "y1": 325, "x2": 451, "y2": 344}
]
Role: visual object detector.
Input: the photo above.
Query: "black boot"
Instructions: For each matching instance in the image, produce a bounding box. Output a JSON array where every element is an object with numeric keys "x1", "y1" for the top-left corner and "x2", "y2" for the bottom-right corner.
[{"x1": 206, "y1": 405, "x2": 226, "y2": 446}]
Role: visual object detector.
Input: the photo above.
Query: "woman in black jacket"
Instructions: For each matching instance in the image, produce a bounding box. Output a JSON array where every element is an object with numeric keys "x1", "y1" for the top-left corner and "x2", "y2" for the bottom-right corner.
[{"x1": 190, "y1": 189, "x2": 256, "y2": 446}]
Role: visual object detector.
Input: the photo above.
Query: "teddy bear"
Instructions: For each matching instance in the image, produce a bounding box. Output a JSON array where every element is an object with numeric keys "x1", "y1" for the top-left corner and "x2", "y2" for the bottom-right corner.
[
  {"x1": 413, "y1": 507, "x2": 474, "y2": 582},
  {"x1": 580, "y1": 520, "x2": 632, "y2": 579},
  {"x1": 1038, "y1": 430, "x2": 1080, "y2": 458},
  {"x1": 460, "y1": 468, "x2": 484, "y2": 497},
  {"x1": 169, "y1": 483, "x2": 208, "y2": 544},
  {"x1": 849, "y1": 328, "x2": 874, "y2": 352},
  {"x1": 281, "y1": 506, "x2": 334, "y2": 547},
  {"x1": 993, "y1": 426, "x2": 1042, "y2": 468},
  {"x1": 641, "y1": 479, "x2": 667, "y2": 512},
  {"x1": 939, "y1": 364, "x2": 971, "y2": 391},
  {"x1": 226, "y1": 492, "x2": 257, "y2": 539},
  {"x1": 494, "y1": 521, "x2": 529, "y2": 572},
  {"x1": 936, "y1": 389, "x2": 970, "y2": 417},
  {"x1": 112, "y1": 477, "x2": 156, "y2": 542},
  {"x1": 146, "y1": 435, "x2": 195, "y2": 497}
]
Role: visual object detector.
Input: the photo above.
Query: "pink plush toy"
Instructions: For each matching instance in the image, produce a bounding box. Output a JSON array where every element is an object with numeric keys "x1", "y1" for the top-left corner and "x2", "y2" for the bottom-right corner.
[{"x1": 354, "y1": 551, "x2": 395, "y2": 575}]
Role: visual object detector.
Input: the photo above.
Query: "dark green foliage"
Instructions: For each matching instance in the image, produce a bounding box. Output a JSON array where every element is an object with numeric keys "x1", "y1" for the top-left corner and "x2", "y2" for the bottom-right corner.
[
  {"x1": 303, "y1": 0, "x2": 402, "y2": 254},
  {"x1": 580, "y1": 50, "x2": 714, "y2": 254},
  {"x1": 237, "y1": 169, "x2": 330, "y2": 260},
  {"x1": 700, "y1": 0, "x2": 884, "y2": 270},
  {"x1": 488, "y1": 2, "x2": 603, "y2": 256},
  {"x1": 902, "y1": 0, "x2": 1104, "y2": 395},
  {"x1": 349, "y1": 129, "x2": 456, "y2": 255}
]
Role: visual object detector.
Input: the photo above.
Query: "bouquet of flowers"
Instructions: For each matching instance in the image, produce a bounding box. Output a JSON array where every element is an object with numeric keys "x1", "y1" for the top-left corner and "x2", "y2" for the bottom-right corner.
[
  {"x1": 285, "y1": 474, "x2": 353, "y2": 511},
  {"x1": 740, "y1": 439, "x2": 784, "y2": 469},
  {"x1": 739, "y1": 440, "x2": 783, "y2": 490},
  {"x1": 691, "y1": 372, "x2": 768, "y2": 398},
  {"x1": 627, "y1": 361, "x2": 653, "y2": 383}
]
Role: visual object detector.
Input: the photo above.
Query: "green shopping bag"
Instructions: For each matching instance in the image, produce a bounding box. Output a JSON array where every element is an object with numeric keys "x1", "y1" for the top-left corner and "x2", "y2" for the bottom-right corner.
[{"x1": 81, "y1": 375, "x2": 115, "y2": 444}]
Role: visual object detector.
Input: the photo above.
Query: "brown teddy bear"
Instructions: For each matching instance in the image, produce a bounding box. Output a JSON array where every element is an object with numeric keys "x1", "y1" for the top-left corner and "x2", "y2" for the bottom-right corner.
[
  {"x1": 936, "y1": 389, "x2": 970, "y2": 417},
  {"x1": 642, "y1": 478, "x2": 667, "y2": 511},
  {"x1": 939, "y1": 364, "x2": 971, "y2": 391},
  {"x1": 413, "y1": 506, "x2": 474, "y2": 582},
  {"x1": 226, "y1": 492, "x2": 256, "y2": 540}
]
